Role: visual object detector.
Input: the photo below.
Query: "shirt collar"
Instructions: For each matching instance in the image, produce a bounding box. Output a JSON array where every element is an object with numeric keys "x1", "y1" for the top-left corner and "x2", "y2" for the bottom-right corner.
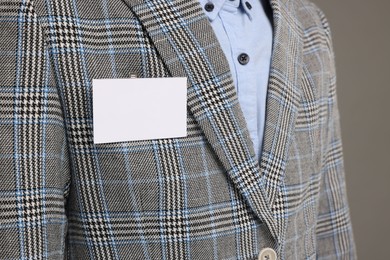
[{"x1": 199, "y1": 0, "x2": 253, "y2": 21}]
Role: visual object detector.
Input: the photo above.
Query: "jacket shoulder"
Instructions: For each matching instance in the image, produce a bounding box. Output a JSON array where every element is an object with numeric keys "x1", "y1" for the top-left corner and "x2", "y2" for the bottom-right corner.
[{"x1": 294, "y1": 0, "x2": 330, "y2": 31}]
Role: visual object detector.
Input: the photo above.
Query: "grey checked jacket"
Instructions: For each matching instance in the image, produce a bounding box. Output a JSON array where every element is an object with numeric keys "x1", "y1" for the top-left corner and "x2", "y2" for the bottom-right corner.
[{"x1": 0, "y1": 0, "x2": 357, "y2": 259}]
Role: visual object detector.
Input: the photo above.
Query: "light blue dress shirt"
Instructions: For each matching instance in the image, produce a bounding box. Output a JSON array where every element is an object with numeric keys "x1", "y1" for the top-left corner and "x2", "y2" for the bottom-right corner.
[{"x1": 199, "y1": 0, "x2": 273, "y2": 160}]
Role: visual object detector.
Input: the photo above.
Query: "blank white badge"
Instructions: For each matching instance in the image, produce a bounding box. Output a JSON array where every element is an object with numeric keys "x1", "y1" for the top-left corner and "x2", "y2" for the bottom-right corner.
[{"x1": 92, "y1": 77, "x2": 187, "y2": 144}]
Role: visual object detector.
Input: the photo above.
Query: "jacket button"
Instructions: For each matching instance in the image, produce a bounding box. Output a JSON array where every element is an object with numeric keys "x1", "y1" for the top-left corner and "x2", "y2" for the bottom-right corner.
[
  {"x1": 238, "y1": 53, "x2": 250, "y2": 65},
  {"x1": 258, "y1": 248, "x2": 277, "y2": 260}
]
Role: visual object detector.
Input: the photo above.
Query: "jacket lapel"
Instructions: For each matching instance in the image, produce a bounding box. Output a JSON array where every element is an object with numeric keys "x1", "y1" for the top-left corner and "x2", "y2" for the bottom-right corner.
[
  {"x1": 259, "y1": 0, "x2": 303, "y2": 240},
  {"x1": 121, "y1": 0, "x2": 303, "y2": 243}
]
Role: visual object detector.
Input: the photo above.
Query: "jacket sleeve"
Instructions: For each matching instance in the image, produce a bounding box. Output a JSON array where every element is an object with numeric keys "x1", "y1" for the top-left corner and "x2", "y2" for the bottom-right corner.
[
  {"x1": 314, "y1": 6, "x2": 358, "y2": 259},
  {"x1": 0, "y1": 1, "x2": 71, "y2": 258}
]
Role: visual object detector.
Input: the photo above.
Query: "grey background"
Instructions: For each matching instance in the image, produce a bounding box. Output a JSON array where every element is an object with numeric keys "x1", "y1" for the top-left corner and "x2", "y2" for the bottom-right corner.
[{"x1": 310, "y1": 0, "x2": 390, "y2": 258}]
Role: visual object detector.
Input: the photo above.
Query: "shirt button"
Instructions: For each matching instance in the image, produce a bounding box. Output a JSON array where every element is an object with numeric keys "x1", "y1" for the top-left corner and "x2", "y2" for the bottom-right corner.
[
  {"x1": 245, "y1": 1, "x2": 252, "y2": 9},
  {"x1": 258, "y1": 248, "x2": 277, "y2": 260},
  {"x1": 204, "y1": 2, "x2": 214, "y2": 12},
  {"x1": 238, "y1": 53, "x2": 250, "y2": 65}
]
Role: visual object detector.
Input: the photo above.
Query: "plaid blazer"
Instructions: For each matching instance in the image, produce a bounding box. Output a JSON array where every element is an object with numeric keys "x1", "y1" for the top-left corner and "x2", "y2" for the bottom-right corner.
[{"x1": 0, "y1": 0, "x2": 357, "y2": 259}]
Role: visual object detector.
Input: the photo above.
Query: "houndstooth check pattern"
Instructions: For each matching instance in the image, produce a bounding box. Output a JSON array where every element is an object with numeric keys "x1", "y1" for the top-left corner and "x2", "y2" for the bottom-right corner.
[{"x1": 0, "y1": 0, "x2": 356, "y2": 259}]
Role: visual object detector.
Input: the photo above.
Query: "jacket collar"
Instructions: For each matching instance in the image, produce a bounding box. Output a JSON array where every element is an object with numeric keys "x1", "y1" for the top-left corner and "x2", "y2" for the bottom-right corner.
[{"x1": 121, "y1": 0, "x2": 303, "y2": 245}]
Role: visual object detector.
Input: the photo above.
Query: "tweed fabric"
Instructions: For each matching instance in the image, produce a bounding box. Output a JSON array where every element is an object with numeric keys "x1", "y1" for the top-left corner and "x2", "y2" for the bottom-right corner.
[{"x1": 0, "y1": 0, "x2": 356, "y2": 259}]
